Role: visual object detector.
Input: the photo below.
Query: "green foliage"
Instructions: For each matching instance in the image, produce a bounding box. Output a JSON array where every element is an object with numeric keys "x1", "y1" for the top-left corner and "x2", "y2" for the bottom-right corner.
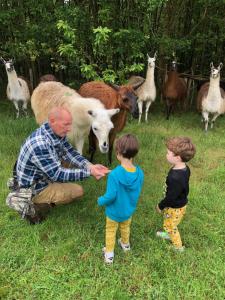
[
  {"x1": 1, "y1": 0, "x2": 225, "y2": 86},
  {"x1": 80, "y1": 63, "x2": 100, "y2": 80},
  {"x1": 157, "y1": 36, "x2": 192, "y2": 58},
  {"x1": 102, "y1": 68, "x2": 117, "y2": 83},
  {"x1": 93, "y1": 26, "x2": 112, "y2": 48},
  {"x1": 146, "y1": 0, "x2": 169, "y2": 11},
  {"x1": 56, "y1": 20, "x2": 77, "y2": 59}
]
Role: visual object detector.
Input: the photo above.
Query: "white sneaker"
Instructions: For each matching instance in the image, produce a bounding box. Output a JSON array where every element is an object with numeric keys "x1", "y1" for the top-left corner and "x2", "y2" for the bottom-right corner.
[
  {"x1": 102, "y1": 247, "x2": 114, "y2": 264},
  {"x1": 156, "y1": 231, "x2": 171, "y2": 240},
  {"x1": 118, "y1": 238, "x2": 131, "y2": 252},
  {"x1": 172, "y1": 246, "x2": 185, "y2": 252}
]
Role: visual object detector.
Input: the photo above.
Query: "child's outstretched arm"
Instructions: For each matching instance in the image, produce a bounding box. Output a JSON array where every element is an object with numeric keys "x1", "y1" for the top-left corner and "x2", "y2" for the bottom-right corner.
[{"x1": 97, "y1": 173, "x2": 117, "y2": 206}]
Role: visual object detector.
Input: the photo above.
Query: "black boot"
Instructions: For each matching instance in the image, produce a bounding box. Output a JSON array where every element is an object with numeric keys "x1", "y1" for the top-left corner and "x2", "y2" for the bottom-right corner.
[
  {"x1": 24, "y1": 213, "x2": 44, "y2": 225},
  {"x1": 34, "y1": 203, "x2": 53, "y2": 215},
  {"x1": 24, "y1": 203, "x2": 54, "y2": 224}
]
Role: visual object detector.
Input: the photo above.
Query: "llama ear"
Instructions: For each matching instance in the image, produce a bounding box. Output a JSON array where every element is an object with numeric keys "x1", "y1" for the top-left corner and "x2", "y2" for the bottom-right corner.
[
  {"x1": 107, "y1": 108, "x2": 120, "y2": 118},
  {"x1": 154, "y1": 51, "x2": 157, "y2": 59},
  {"x1": 132, "y1": 80, "x2": 145, "y2": 90},
  {"x1": 147, "y1": 53, "x2": 150, "y2": 59},
  {"x1": 107, "y1": 82, "x2": 120, "y2": 91},
  {"x1": 88, "y1": 110, "x2": 96, "y2": 118},
  {"x1": 0, "y1": 57, "x2": 6, "y2": 64},
  {"x1": 210, "y1": 62, "x2": 214, "y2": 69},
  {"x1": 219, "y1": 63, "x2": 223, "y2": 70}
]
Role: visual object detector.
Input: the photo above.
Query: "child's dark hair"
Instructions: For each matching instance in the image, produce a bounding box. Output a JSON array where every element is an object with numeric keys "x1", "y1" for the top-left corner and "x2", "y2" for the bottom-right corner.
[
  {"x1": 166, "y1": 137, "x2": 196, "y2": 162},
  {"x1": 115, "y1": 134, "x2": 139, "y2": 159}
]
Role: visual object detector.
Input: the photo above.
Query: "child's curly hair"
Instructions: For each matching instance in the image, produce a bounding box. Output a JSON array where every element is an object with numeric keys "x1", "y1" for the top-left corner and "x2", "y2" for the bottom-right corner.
[
  {"x1": 115, "y1": 134, "x2": 139, "y2": 159},
  {"x1": 166, "y1": 137, "x2": 196, "y2": 162}
]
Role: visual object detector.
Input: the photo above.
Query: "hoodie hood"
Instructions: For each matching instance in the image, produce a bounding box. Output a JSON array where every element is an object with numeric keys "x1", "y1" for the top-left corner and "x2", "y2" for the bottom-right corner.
[{"x1": 112, "y1": 165, "x2": 143, "y2": 191}]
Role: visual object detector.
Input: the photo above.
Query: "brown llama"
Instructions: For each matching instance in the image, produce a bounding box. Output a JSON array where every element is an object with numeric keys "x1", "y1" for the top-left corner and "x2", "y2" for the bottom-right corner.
[
  {"x1": 79, "y1": 81, "x2": 142, "y2": 164},
  {"x1": 163, "y1": 60, "x2": 187, "y2": 120}
]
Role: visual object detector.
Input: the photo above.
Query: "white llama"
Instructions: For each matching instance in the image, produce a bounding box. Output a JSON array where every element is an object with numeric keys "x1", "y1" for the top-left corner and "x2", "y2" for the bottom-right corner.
[
  {"x1": 128, "y1": 52, "x2": 157, "y2": 123},
  {"x1": 1, "y1": 57, "x2": 31, "y2": 118},
  {"x1": 197, "y1": 62, "x2": 225, "y2": 131},
  {"x1": 31, "y1": 81, "x2": 119, "y2": 155}
]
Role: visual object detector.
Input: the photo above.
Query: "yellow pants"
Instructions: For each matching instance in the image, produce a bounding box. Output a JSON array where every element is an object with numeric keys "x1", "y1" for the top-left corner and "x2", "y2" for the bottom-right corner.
[
  {"x1": 163, "y1": 206, "x2": 186, "y2": 248},
  {"x1": 105, "y1": 217, "x2": 132, "y2": 252}
]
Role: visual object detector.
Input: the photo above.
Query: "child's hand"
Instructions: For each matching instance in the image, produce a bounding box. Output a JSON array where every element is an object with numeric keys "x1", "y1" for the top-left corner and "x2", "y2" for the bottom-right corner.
[
  {"x1": 155, "y1": 205, "x2": 162, "y2": 214},
  {"x1": 89, "y1": 164, "x2": 110, "y2": 180}
]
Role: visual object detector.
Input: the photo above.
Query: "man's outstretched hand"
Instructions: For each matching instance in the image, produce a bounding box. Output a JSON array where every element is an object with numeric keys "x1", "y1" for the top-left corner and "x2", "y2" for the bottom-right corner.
[{"x1": 89, "y1": 164, "x2": 110, "y2": 180}]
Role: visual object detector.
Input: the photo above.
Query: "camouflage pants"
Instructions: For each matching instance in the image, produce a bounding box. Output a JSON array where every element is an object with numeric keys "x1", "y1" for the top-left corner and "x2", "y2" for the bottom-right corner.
[{"x1": 6, "y1": 187, "x2": 35, "y2": 218}]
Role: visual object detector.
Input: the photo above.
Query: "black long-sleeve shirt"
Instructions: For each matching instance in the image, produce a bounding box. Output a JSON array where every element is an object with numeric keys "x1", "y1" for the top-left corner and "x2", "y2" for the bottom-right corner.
[{"x1": 158, "y1": 166, "x2": 190, "y2": 210}]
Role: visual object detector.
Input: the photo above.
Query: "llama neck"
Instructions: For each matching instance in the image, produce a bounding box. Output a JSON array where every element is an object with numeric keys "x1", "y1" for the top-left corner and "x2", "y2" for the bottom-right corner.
[
  {"x1": 6, "y1": 69, "x2": 20, "y2": 87},
  {"x1": 209, "y1": 76, "x2": 220, "y2": 92},
  {"x1": 167, "y1": 71, "x2": 178, "y2": 83},
  {"x1": 145, "y1": 66, "x2": 155, "y2": 86}
]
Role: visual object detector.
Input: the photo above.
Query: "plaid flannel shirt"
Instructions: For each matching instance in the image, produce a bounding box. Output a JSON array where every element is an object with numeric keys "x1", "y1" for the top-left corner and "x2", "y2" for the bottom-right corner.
[{"x1": 16, "y1": 122, "x2": 91, "y2": 194}]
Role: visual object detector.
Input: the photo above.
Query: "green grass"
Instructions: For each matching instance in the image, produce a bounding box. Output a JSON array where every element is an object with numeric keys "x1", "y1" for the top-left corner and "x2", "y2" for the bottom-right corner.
[{"x1": 0, "y1": 99, "x2": 224, "y2": 300}]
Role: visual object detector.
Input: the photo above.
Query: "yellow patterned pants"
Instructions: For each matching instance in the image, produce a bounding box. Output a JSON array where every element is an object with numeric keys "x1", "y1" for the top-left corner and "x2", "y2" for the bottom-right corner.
[
  {"x1": 163, "y1": 206, "x2": 186, "y2": 248},
  {"x1": 105, "y1": 217, "x2": 132, "y2": 252}
]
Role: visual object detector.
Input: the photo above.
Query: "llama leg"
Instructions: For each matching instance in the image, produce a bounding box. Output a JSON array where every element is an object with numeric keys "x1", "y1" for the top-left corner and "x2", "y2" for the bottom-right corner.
[
  {"x1": 138, "y1": 101, "x2": 143, "y2": 123},
  {"x1": 211, "y1": 113, "x2": 220, "y2": 129},
  {"x1": 88, "y1": 131, "x2": 96, "y2": 162},
  {"x1": 75, "y1": 137, "x2": 84, "y2": 155},
  {"x1": 90, "y1": 149, "x2": 96, "y2": 162},
  {"x1": 145, "y1": 101, "x2": 151, "y2": 122},
  {"x1": 22, "y1": 101, "x2": 28, "y2": 117},
  {"x1": 202, "y1": 111, "x2": 209, "y2": 131},
  {"x1": 108, "y1": 132, "x2": 116, "y2": 165},
  {"x1": 13, "y1": 101, "x2": 20, "y2": 118},
  {"x1": 166, "y1": 102, "x2": 172, "y2": 120},
  {"x1": 108, "y1": 145, "x2": 113, "y2": 165}
]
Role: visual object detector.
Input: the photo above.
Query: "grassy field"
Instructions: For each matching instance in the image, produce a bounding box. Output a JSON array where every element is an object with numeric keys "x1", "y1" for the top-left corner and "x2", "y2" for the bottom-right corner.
[{"x1": 0, "y1": 99, "x2": 224, "y2": 300}]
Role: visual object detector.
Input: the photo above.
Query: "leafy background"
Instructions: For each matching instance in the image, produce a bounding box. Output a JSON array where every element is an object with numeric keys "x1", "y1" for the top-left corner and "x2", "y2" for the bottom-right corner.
[{"x1": 1, "y1": 0, "x2": 225, "y2": 90}]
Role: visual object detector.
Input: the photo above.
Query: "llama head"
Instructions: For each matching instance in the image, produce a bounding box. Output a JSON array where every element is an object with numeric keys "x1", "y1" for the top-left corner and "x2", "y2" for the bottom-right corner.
[
  {"x1": 3, "y1": 59, "x2": 14, "y2": 73},
  {"x1": 147, "y1": 52, "x2": 157, "y2": 68},
  {"x1": 210, "y1": 62, "x2": 223, "y2": 79},
  {"x1": 171, "y1": 60, "x2": 177, "y2": 71},
  {"x1": 88, "y1": 108, "x2": 120, "y2": 153},
  {"x1": 108, "y1": 83, "x2": 139, "y2": 117}
]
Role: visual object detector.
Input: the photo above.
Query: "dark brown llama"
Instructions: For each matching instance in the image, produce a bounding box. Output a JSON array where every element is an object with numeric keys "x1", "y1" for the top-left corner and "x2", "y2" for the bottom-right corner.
[{"x1": 163, "y1": 60, "x2": 187, "y2": 120}]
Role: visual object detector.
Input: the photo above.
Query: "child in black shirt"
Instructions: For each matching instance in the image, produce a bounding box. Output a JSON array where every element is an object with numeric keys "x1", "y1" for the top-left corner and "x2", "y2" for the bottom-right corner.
[{"x1": 156, "y1": 137, "x2": 196, "y2": 251}]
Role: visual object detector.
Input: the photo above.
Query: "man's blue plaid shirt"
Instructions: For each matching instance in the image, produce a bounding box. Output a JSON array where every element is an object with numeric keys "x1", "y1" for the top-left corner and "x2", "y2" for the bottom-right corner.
[{"x1": 17, "y1": 122, "x2": 91, "y2": 194}]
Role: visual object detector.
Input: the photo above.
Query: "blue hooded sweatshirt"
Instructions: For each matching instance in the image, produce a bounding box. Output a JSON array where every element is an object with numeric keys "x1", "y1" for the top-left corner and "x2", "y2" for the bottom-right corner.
[{"x1": 97, "y1": 165, "x2": 144, "y2": 222}]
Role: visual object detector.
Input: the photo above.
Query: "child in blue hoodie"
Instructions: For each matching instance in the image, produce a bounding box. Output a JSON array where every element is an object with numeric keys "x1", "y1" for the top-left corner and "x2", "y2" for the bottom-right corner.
[{"x1": 98, "y1": 134, "x2": 144, "y2": 264}]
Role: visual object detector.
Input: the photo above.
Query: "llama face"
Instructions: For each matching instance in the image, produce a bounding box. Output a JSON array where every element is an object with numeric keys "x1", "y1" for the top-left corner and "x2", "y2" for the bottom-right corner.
[
  {"x1": 171, "y1": 60, "x2": 177, "y2": 71},
  {"x1": 119, "y1": 87, "x2": 138, "y2": 116},
  {"x1": 211, "y1": 67, "x2": 220, "y2": 79},
  {"x1": 88, "y1": 108, "x2": 120, "y2": 153},
  {"x1": 210, "y1": 63, "x2": 223, "y2": 79},
  {"x1": 147, "y1": 54, "x2": 156, "y2": 68},
  {"x1": 5, "y1": 60, "x2": 14, "y2": 73},
  {"x1": 109, "y1": 84, "x2": 138, "y2": 117}
]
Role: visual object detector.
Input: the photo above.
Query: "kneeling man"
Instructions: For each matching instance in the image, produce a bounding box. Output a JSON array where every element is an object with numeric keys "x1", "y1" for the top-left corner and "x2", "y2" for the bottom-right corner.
[{"x1": 15, "y1": 107, "x2": 108, "y2": 224}]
